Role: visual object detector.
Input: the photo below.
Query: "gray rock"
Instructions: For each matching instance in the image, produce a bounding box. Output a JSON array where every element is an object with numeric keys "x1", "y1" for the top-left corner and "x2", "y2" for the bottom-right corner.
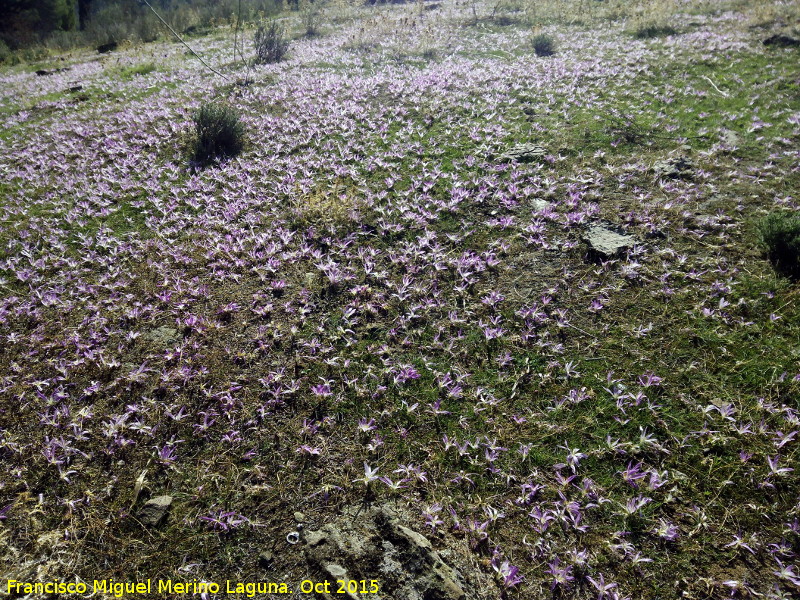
[
  {"x1": 500, "y1": 143, "x2": 547, "y2": 163},
  {"x1": 304, "y1": 529, "x2": 327, "y2": 547},
  {"x1": 653, "y1": 155, "x2": 694, "y2": 179},
  {"x1": 323, "y1": 564, "x2": 359, "y2": 600},
  {"x1": 138, "y1": 496, "x2": 172, "y2": 527},
  {"x1": 530, "y1": 198, "x2": 550, "y2": 212},
  {"x1": 294, "y1": 511, "x2": 305, "y2": 523},
  {"x1": 718, "y1": 128, "x2": 740, "y2": 149},
  {"x1": 326, "y1": 564, "x2": 348, "y2": 579},
  {"x1": 584, "y1": 224, "x2": 636, "y2": 258},
  {"x1": 258, "y1": 550, "x2": 274, "y2": 568},
  {"x1": 145, "y1": 326, "x2": 180, "y2": 348},
  {"x1": 303, "y1": 505, "x2": 467, "y2": 600}
]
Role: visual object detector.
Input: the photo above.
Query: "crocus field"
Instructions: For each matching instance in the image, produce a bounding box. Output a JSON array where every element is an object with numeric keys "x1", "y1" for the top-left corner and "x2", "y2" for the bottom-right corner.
[{"x1": 1, "y1": 0, "x2": 799, "y2": 597}]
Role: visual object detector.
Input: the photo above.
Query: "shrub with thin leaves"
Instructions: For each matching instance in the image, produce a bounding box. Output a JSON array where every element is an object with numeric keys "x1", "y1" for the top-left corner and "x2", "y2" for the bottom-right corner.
[
  {"x1": 759, "y1": 212, "x2": 800, "y2": 279},
  {"x1": 254, "y1": 19, "x2": 289, "y2": 64},
  {"x1": 192, "y1": 102, "x2": 245, "y2": 164},
  {"x1": 531, "y1": 33, "x2": 555, "y2": 57}
]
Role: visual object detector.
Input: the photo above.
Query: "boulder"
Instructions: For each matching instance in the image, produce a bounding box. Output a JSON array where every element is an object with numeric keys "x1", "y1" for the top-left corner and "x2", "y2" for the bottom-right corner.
[
  {"x1": 138, "y1": 496, "x2": 172, "y2": 527},
  {"x1": 584, "y1": 224, "x2": 636, "y2": 258},
  {"x1": 530, "y1": 198, "x2": 550, "y2": 212},
  {"x1": 718, "y1": 128, "x2": 741, "y2": 149},
  {"x1": 303, "y1": 505, "x2": 468, "y2": 600},
  {"x1": 258, "y1": 550, "x2": 274, "y2": 568},
  {"x1": 145, "y1": 326, "x2": 180, "y2": 348}
]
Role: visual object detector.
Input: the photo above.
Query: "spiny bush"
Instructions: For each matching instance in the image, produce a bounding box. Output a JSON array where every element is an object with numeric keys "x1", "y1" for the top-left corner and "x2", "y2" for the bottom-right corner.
[
  {"x1": 531, "y1": 33, "x2": 555, "y2": 57},
  {"x1": 759, "y1": 212, "x2": 800, "y2": 279},
  {"x1": 192, "y1": 102, "x2": 245, "y2": 164},
  {"x1": 254, "y1": 19, "x2": 289, "y2": 64}
]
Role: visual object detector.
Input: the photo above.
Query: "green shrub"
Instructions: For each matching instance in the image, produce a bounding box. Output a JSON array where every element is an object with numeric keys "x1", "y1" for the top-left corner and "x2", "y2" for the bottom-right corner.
[
  {"x1": 254, "y1": 19, "x2": 289, "y2": 64},
  {"x1": 121, "y1": 62, "x2": 156, "y2": 78},
  {"x1": 759, "y1": 212, "x2": 800, "y2": 279},
  {"x1": 531, "y1": 33, "x2": 555, "y2": 57},
  {"x1": 192, "y1": 102, "x2": 245, "y2": 165},
  {"x1": 632, "y1": 22, "x2": 677, "y2": 39},
  {"x1": 0, "y1": 39, "x2": 12, "y2": 64}
]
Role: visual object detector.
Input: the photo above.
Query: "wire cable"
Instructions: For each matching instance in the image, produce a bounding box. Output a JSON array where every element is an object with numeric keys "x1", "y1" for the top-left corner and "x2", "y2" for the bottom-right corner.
[{"x1": 139, "y1": 0, "x2": 230, "y2": 80}]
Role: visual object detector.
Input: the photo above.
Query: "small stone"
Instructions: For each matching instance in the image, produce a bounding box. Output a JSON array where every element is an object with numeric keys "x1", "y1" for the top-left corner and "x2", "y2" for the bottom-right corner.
[
  {"x1": 258, "y1": 550, "x2": 274, "y2": 568},
  {"x1": 138, "y1": 496, "x2": 172, "y2": 527},
  {"x1": 653, "y1": 155, "x2": 694, "y2": 179},
  {"x1": 326, "y1": 563, "x2": 347, "y2": 579},
  {"x1": 584, "y1": 224, "x2": 636, "y2": 258},
  {"x1": 145, "y1": 326, "x2": 180, "y2": 348},
  {"x1": 530, "y1": 198, "x2": 550, "y2": 212},
  {"x1": 500, "y1": 143, "x2": 547, "y2": 163},
  {"x1": 294, "y1": 511, "x2": 305, "y2": 523},
  {"x1": 719, "y1": 128, "x2": 740, "y2": 148}
]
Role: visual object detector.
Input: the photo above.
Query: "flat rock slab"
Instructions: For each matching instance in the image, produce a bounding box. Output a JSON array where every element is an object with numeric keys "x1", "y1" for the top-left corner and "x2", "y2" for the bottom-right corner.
[
  {"x1": 653, "y1": 155, "x2": 695, "y2": 179},
  {"x1": 584, "y1": 224, "x2": 636, "y2": 258},
  {"x1": 138, "y1": 496, "x2": 172, "y2": 527},
  {"x1": 303, "y1": 505, "x2": 473, "y2": 600},
  {"x1": 500, "y1": 143, "x2": 547, "y2": 163}
]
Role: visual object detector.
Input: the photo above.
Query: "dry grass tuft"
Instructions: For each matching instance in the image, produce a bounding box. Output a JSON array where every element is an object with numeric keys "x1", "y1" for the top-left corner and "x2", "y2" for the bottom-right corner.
[{"x1": 290, "y1": 180, "x2": 363, "y2": 227}]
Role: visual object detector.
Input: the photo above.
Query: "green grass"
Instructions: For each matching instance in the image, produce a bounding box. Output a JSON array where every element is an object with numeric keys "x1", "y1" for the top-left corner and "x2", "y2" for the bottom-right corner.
[
  {"x1": 502, "y1": 47, "x2": 796, "y2": 160},
  {"x1": 631, "y1": 23, "x2": 679, "y2": 39},
  {"x1": 110, "y1": 61, "x2": 158, "y2": 80},
  {"x1": 2, "y1": 4, "x2": 800, "y2": 598}
]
